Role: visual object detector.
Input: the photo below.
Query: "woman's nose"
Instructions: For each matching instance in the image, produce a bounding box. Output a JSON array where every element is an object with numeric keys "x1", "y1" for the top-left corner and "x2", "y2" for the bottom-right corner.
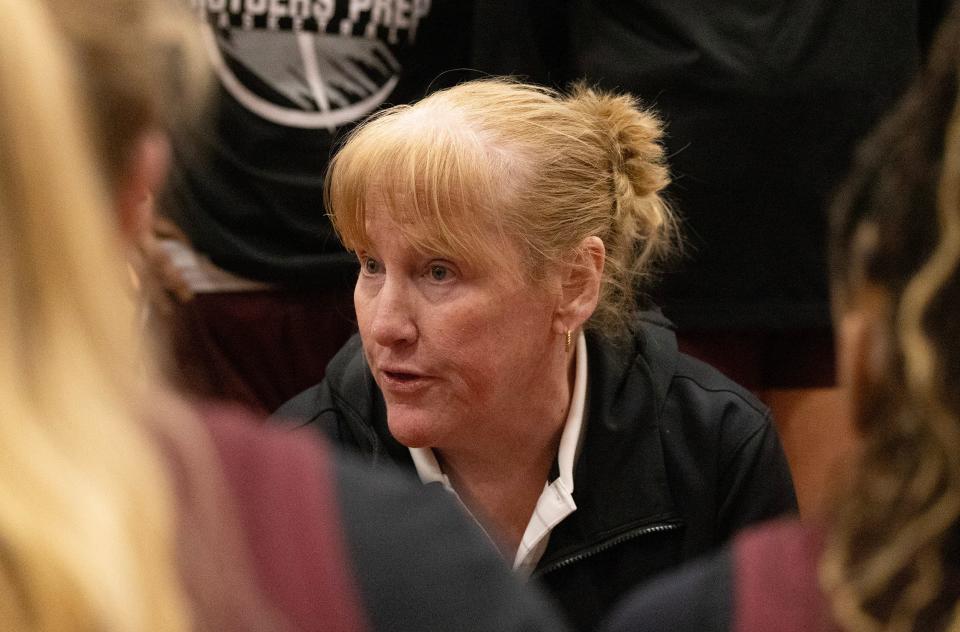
[{"x1": 367, "y1": 277, "x2": 418, "y2": 348}]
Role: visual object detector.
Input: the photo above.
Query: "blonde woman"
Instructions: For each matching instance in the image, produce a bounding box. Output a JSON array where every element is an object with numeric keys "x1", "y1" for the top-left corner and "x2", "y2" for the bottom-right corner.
[
  {"x1": 603, "y1": 5, "x2": 960, "y2": 632},
  {"x1": 278, "y1": 78, "x2": 798, "y2": 629},
  {"x1": 0, "y1": 0, "x2": 565, "y2": 630}
]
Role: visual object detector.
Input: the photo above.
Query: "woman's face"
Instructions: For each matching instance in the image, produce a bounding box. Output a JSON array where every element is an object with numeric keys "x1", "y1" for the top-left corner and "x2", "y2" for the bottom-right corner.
[{"x1": 354, "y1": 202, "x2": 567, "y2": 452}]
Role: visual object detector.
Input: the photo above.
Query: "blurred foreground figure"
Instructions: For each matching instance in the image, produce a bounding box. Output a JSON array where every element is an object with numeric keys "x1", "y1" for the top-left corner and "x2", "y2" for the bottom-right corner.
[
  {"x1": 0, "y1": 0, "x2": 566, "y2": 630},
  {"x1": 603, "y1": 4, "x2": 960, "y2": 631}
]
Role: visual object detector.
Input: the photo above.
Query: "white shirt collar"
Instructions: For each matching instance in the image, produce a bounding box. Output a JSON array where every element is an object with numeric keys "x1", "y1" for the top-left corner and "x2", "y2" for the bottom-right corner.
[{"x1": 410, "y1": 330, "x2": 589, "y2": 575}]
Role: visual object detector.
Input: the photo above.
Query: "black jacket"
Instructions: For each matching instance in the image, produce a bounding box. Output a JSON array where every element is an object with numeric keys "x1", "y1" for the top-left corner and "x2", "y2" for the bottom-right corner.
[{"x1": 276, "y1": 313, "x2": 797, "y2": 630}]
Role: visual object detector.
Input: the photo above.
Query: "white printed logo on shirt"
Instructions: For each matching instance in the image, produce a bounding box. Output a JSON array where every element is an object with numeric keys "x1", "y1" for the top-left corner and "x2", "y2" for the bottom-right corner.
[{"x1": 191, "y1": 0, "x2": 432, "y2": 130}]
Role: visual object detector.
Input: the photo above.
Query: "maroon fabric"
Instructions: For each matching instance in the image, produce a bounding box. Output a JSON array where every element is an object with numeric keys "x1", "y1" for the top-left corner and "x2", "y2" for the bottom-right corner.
[
  {"x1": 163, "y1": 287, "x2": 357, "y2": 415},
  {"x1": 677, "y1": 328, "x2": 836, "y2": 390},
  {"x1": 734, "y1": 519, "x2": 836, "y2": 632},
  {"x1": 202, "y1": 404, "x2": 368, "y2": 632}
]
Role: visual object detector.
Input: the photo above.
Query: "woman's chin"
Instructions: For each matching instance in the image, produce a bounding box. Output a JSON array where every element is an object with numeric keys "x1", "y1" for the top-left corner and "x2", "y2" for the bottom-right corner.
[{"x1": 386, "y1": 412, "x2": 441, "y2": 448}]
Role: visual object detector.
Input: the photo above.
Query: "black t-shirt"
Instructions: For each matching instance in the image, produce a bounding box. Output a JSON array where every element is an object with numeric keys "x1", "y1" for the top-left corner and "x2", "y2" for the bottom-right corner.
[
  {"x1": 164, "y1": 1, "x2": 473, "y2": 285},
  {"x1": 473, "y1": 0, "x2": 940, "y2": 329}
]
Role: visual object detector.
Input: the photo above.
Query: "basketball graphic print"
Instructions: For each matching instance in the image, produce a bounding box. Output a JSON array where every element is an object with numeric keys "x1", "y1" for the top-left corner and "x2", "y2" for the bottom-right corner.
[{"x1": 193, "y1": 0, "x2": 433, "y2": 130}]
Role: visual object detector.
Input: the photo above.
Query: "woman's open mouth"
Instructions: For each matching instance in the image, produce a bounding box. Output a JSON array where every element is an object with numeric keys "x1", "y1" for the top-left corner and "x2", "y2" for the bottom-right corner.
[
  {"x1": 384, "y1": 371, "x2": 419, "y2": 382},
  {"x1": 379, "y1": 369, "x2": 430, "y2": 393}
]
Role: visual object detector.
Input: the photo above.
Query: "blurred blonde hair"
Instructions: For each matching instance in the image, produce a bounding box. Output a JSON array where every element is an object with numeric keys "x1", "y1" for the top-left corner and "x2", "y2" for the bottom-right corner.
[
  {"x1": 327, "y1": 78, "x2": 678, "y2": 337},
  {"x1": 0, "y1": 0, "x2": 192, "y2": 628},
  {"x1": 47, "y1": 0, "x2": 210, "y2": 186}
]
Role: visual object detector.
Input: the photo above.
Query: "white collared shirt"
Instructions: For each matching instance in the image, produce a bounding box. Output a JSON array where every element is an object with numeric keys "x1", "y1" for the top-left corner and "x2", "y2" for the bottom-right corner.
[{"x1": 410, "y1": 331, "x2": 589, "y2": 576}]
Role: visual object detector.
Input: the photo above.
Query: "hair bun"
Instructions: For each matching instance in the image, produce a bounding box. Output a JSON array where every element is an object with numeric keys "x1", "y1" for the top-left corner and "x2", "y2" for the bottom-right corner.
[
  {"x1": 567, "y1": 83, "x2": 670, "y2": 201},
  {"x1": 564, "y1": 83, "x2": 678, "y2": 312}
]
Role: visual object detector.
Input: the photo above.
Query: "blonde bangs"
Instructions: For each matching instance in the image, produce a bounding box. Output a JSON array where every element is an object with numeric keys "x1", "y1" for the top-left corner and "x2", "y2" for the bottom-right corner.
[{"x1": 327, "y1": 104, "x2": 510, "y2": 268}]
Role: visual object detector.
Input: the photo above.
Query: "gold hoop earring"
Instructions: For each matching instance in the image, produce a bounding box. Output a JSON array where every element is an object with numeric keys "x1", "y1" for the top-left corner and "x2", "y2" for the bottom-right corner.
[{"x1": 565, "y1": 330, "x2": 572, "y2": 353}]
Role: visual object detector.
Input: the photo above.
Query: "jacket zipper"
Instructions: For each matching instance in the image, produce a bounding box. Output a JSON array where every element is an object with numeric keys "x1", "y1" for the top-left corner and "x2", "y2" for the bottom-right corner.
[{"x1": 533, "y1": 521, "x2": 683, "y2": 578}]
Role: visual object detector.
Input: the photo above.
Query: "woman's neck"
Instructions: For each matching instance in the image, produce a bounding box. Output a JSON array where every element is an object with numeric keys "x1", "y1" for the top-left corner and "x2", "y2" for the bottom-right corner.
[
  {"x1": 437, "y1": 353, "x2": 577, "y2": 558},
  {"x1": 438, "y1": 425, "x2": 563, "y2": 559}
]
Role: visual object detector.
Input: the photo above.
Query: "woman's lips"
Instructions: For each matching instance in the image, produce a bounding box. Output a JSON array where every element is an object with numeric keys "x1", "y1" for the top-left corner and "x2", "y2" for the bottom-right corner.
[{"x1": 378, "y1": 369, "x2": 431, "y2": 393}]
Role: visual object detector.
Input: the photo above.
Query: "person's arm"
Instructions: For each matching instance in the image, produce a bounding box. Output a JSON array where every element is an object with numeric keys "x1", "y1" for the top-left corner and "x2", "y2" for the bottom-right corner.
[{"x1": 334, "y1": 451, "x2": 568, "y2": 632}]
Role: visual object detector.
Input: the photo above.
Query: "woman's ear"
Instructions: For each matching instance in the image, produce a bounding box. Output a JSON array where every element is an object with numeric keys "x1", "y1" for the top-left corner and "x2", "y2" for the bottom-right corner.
[
  {"x1": 115, "y1": 130, "x2": 171, "y2": 243},
  {"x1": 553, "y1": 236, "x2": 605, "y2": 335}
]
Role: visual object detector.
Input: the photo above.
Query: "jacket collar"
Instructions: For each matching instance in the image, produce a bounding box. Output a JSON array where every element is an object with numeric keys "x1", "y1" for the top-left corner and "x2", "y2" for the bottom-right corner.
[
  {"x1": 535, "y1": 312, "x2": 682, "y2": 568},
  {"x1": 322, "y1": 335, "x2": 413, "y2": 469}
]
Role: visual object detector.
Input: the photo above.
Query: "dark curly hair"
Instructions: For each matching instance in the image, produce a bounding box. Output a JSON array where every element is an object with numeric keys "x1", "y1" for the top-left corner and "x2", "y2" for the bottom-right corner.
[{"x1": 822, "y1": 4, "x2": 960, "y2": 629}]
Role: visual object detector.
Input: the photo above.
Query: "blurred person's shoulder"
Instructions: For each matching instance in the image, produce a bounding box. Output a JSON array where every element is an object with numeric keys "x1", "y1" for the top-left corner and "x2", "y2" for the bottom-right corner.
[
  {"x1": 334, "y1": 448, "x2": 569, "y2": 631},
  {"x1": 602, "y1": 519, "x2": 828, "y2": 632},
  {"x1": 200, "y1": 402, "x2": 568, "y2": 632}
]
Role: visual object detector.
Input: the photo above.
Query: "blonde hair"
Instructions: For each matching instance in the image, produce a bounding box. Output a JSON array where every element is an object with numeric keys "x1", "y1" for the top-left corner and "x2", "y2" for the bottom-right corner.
[
  {"x1": 822, "y1": 7, "x2": 960, "y2": 629},
  {"x1": 46, "y1": 0, "x2": 210, "y2": 185},
  {"x1": 0, "y1": 0, "x2": 192, "y2": 629},
  {"x1": 327, "y1": 78, "x2": 677, "y2": 337}
]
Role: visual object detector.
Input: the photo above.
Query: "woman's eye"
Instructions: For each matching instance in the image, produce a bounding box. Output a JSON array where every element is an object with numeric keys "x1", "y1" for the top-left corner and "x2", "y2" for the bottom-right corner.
[
  {"x1": 361, "y1": 257, "x2": 381, "y2": 275},
  {"x1": 428, "y1": 263, "x2": 452, "y2": 282}
]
